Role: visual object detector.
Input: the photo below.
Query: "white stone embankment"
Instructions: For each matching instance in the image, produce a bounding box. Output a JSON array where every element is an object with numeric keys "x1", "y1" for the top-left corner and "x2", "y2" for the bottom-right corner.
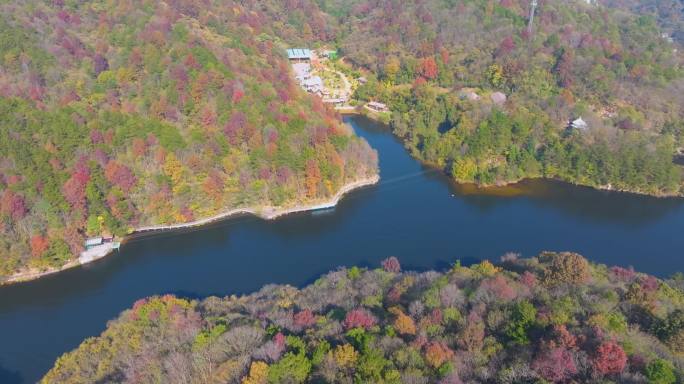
[
  {"x1": 1, "y1": 176, "x2": 379, "y2": 285},
  {"x1": 78, "y1": 242, "x2": 117, "y2": 264}
]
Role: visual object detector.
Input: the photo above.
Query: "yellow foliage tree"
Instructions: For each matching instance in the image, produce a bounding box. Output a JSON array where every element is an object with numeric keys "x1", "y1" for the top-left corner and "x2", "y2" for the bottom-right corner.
[
  {"x1": 486, "y1": 64, "x2": 504, "y2": 88},
  {"x1": 332, "y1": 344, "x2": 358, "y2": 368},
  {"x1": 472, "y1": 260, "x2": 501, "y2": 276},
  {"x1": 384, "y1": 56, "x2": 401, "y2": 83},
  {"x1": 163, "y1": 153, "x2": 184, "y2": 186},
  {"x1": 451, "y1": 157, "x2": 477, "y2": 182},
  {"x1": 242, "y1": 361, "x2": 269, "y2": 384}
]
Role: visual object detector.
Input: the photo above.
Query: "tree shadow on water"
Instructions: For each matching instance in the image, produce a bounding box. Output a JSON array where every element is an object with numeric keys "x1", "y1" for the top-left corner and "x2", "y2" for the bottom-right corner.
[{"x1": 0, "y1": 362, "x2": 23, "y2": 384}]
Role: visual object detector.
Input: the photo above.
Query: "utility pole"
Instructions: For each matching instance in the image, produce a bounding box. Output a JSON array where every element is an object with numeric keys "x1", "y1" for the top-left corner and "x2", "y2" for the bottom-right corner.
[{"x1": 527, "y1": 0, "x2": 538, "y2": 34}]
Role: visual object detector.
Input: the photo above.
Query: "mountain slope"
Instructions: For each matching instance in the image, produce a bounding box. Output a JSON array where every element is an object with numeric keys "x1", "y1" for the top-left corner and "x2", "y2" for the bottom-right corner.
[
  {"x1": 0, "y1": 1, "x2": 377, "y2": 278},
  {"x1": 43, "y1": 252, "x2": 684, "y2": 383},
  {"x1": 328, "y1": 0, "x2": 684, "y2": 194}
]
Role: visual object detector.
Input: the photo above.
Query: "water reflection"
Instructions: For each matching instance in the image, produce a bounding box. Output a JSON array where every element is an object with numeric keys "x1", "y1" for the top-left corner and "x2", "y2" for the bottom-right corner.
[
  {"x1": 355, "y1": 114, "x2": 684, "y2": 226},
  {"x1": 0, "y1": 362, "x2": 22, "y2": 384},
  {"x1": 447, "y1": 177, "x2": 683, "y2": 226}
]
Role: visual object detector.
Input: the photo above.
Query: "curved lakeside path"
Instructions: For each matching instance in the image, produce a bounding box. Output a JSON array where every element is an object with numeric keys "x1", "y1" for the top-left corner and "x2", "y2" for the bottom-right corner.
[
  {"x1": 1, "y1": 176, "x2": 379, "y2": 285},
  {"x1": 3, "y1": 115, "x2": 684, "y2": 383}
]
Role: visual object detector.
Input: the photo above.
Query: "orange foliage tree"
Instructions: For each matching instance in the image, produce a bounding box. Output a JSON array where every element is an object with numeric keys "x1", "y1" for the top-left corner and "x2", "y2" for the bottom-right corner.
[
  {"x1": 390, "y1": 308, "x2": 416, "y2": 335},
  {"x1": 424, "y1": 341, "x2": 454, "y2": 368},
  {"x1": 305, "y1": 159, "x2": 321, "y2": 198}
]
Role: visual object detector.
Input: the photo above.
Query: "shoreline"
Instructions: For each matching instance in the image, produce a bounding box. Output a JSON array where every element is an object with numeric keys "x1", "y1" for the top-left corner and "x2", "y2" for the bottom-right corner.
[
  {"x1": 1, "y1": 175, "x2": 380, "y2": 286},
  {"x1": 348, "y1": 101, "x2": 682, "y2": 199},
  {"x1": 399, "y1": 137, "x2": 682, "y2": 199},
  {"x1": 449, "y1": 175, "x2": 683, "y2": 199}
]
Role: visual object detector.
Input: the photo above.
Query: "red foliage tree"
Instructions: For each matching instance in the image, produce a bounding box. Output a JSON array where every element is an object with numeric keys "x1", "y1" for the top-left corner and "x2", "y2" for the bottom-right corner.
[
  {"x1": 293, "y1": 309, "x2": 316, "y2": 329},
  {"x1": 199, "y1": 103, "x2": 217, "y2": 128},
  {"x1": 418, "y1": 57, "x2": 438, "y2": 80},
  {"x1": 274, "y1": 332, "x2": 286, "y2": 348},
  {"x1": 497, "y1": 36, "x2": 516, "y2": 57},
  {"x1": 480, "y1": 274, "x2": 517, "y2": 300},
  {"x1": 343, "y1": 308, "x2": 377, "y2": 330},
  {"x1": 412, "y1": 76, "x2": 428, "y2": 89},
  {"x1": 90, "y1": 129, "x2": 104, "y2": 144},
  {"x1": 62, "y1": 164, "x2": 90, "y2": 210},
  {"x1": 610, "y1": 266, "x2": 635, "y2": 282},
  {"x1": 439, "y1": 47, "x2": 449, "y2": 65},
  {"x1": 104, "y1": 161, "x2": 137, "y2": 192},
  {"x1": 30, "y1": 235, "x2": 50, "y2": 257},
  {"x1": 593, "y1": 341, "x2": 627, "y2": 375},
  {"x1": 520, "y1": 271, "x2": 537, "y2": 288},
  {"x1": 232, "y1": 83, "x2": 245, "y2": 103},
  {"x1": 639, "y1": 275, "x2": 659, "y2": 294},
  {"x1": 532, "y1": 347, "x2": 577, "y2": 382},
  {"x1": 0, "y1": 190, "x2": 27, "y2": 220},
  {"x1": 184, "y1": 53, "x2": 199, "y2": 69},
  {"x1": 554, "y1": 49, "x2": 575, "y2": 88},
  {"x1": 554, "y1": 324, "x2": 577, "y2": 350},
  {"x1": 381, "y1": 256, "x2": 401, "y2": 273},
  {"x1": 224, "y1": 111, "x2": 246, "y2": 145}
]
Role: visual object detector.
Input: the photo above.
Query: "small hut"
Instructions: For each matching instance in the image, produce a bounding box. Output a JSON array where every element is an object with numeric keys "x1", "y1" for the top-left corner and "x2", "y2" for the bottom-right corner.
[
  {"x1": 571, "y1": 117, "x2": 589, "y2": 131},
  {"x1": 366, "y1": 101, "x2": 389, "y2": 112},
  {"x1": 84, "y1": 237, "x2": 103, "y2": 250},
  {"x1": 287, "y1": 48, "x2": 312, "y2": 63}
]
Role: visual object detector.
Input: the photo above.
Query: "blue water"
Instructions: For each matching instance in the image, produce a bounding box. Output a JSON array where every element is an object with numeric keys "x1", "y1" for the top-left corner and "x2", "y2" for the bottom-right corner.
[{"x1": 1, "y1": 115, "x2": 683, "y2": 383}]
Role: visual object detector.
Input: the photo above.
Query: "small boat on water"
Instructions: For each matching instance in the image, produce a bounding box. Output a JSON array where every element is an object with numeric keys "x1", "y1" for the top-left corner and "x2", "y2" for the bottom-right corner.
[{"x1": 311, "y1": 207, "x2": 336, "y2": 216}]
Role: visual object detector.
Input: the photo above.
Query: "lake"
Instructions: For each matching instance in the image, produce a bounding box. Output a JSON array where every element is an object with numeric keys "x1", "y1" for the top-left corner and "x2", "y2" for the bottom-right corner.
[{"x1": 1, "y1": 115, "x2": 684, "y2": 383}]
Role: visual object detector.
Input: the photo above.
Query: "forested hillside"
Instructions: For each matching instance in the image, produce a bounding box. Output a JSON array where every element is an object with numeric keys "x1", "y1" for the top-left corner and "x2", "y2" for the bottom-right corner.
[
  {"x1": 44, "y1": 252, "x2": 684, "y2": 383},
  {"x1": 0, "y1": 1, "x2": 377, "y2": 277},
  {"x1": 602, "y1": 0, "x2": 684, "y2": 44},
  {"x1": 330, "y1": 0, "x2": 684, "y2": 195}
]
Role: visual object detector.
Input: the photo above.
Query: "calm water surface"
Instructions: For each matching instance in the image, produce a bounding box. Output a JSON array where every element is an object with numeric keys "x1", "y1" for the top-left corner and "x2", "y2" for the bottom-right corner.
[{"x1": 2, "y1": 115, "x2": 684, "y2": 383}]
